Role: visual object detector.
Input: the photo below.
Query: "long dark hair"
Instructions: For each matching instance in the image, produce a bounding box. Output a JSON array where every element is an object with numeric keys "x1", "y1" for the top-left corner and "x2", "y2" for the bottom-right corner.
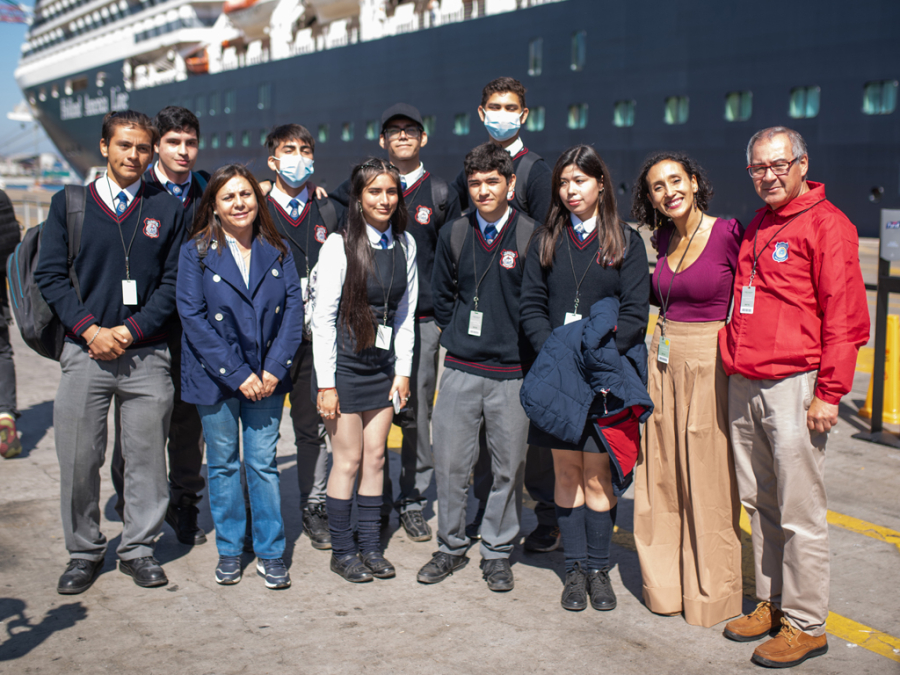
[
  {"x1": 191, "y1": 164, "x2": 288, "y2": 258},
  {"x1": 630, "y1": 152, "x2": 714, "y2": 229},
  {"x1": 539, "y1": 145, "x2": 624, "y2": 269},
  {"x1": 341, "y1": 157, "x2": 408, "y2": 352}
]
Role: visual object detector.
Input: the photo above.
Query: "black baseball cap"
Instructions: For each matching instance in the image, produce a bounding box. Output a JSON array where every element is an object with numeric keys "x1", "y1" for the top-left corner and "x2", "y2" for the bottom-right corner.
[{"x1": 381, "y1": 103, "x2": 424, "y2": 132}]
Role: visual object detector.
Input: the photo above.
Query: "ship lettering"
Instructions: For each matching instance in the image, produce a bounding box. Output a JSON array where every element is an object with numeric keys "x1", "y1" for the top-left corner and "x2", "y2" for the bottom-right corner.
[
  {"x1": 84, "y1": 93, "x2": 109, "y2": 117},
  {"x1": 109, "y1": 86, "x2": 129, "y2": 111},
  {"x1": 60, "y1": 96, "x2": 82, "y2": 121}
]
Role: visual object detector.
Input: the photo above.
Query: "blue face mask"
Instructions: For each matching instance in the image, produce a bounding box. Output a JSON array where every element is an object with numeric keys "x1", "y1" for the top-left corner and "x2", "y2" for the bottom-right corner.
[
  {"x1": 482, "y1": 109, "x2": 523, "y2": 142},
  {"x1": 274, "y1": 154, "x2": 314, "y2": 188}
]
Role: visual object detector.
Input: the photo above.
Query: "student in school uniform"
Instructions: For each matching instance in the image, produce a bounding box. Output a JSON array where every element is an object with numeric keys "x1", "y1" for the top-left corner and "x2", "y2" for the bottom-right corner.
[
  {"x1": 417, "y1": 142, "x2": 535, "y2": 593},
  {"x1": 111, "y1": 105, "x2": 209, "y2": 547},
  {"x1": 35, "y1": 110, "x2": 186, "y2": 594},
  {"x1": 451, "y1": 77, "x2": 556, "y2": 550},
  {"x1": 519, "y1": 144, "x2": 650, "y2": 612},
  {"x1": 265, "y1": 123, "x2": 344, "y2": 550},
  {"x1": 313, "y1": 158, "x2": 417, "y2": 583},
  {"x1": 331, "y1": 104, "x2": 460, "y2": 542}
]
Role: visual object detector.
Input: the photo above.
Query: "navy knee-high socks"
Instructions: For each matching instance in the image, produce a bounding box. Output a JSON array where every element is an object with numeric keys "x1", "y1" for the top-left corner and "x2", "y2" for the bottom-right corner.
[
  {"x1": 556, "y1": 503, "x2": 617, "y2": 573},
  {"x1": 585, "y1": 504, "x2": 617, "y2": 572},
  {"x1": 555, "y1": 504, "x2": 587, "y2": 573},
  {"x1": 326, "y1": 495, "x2": 354, "y2": 557},
  {"x1": 356, "y1": 494, "x2": 382, "y2": 554}
]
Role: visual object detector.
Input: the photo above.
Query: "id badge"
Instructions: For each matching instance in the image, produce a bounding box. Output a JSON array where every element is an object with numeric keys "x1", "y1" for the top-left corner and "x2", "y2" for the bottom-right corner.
[
  {"x1": 468, "y1": 310, "x2": 483, "y2": 337},
  {"x1": 657, "y1": 337, "x2": 671, "y2": 364},
  {"x1": 376, "y1": 324, "x2": 393, "y2": 350},
  {"x1": 301, "y1": 276, "x2": 309, "y2": 301},
  {"x1": 564, "y1": 312, "x2": 582, "y2": 325},
  {"x1": 122, "y1": 279, "x2": 138, "y2": 306},
  {"x1": 739, "y1": 286, "x2": 756, "y2": 315}
]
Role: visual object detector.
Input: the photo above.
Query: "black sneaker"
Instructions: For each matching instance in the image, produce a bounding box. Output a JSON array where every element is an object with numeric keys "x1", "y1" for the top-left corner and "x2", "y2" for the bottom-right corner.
[
  {"x1": 480, "y1": 558, "x2": 514, "y2": 592},
  {"x1": 524, "y1": 524, "x2": 561, "y2": 552},
  {"x1": 416, "y1": 551, "x2": 468, "y2": 584},
  {"x1": 215, "y1": 556, "x2": 242, "y2": 585},
  {"x1": 302, "y1": 503, "x2": 332, "y2": 550},
  {"x1": 57, "y1": 558, "x2": 103, "y2": 595},
  {"x1": 399, "y1": 510, "x2": 432, "y2": 542},
  {"x1": 465, "y1": 502, "x2": 486, "y2": 540},
  {"x1": 560, "y1": 563, "x2": 588, "y2": 611},
  {"x1": 359, "y1": 551, "x2": 396, "y2": 579},
  {"x1": 330, "y1": 553, "x2": 374, "y2": 583},
  {"x1": 119, "y1": 556, "x2": 168, "y2": 588},
  {"x1": 165, "y1": 501, "x2": 207, "y2": 546},
  {"x1": 256, "y1": 558, "x2": 291, "y2": 589},
  {"x1": 587, "y1": 568, "x2": 617, "y2": 611}
]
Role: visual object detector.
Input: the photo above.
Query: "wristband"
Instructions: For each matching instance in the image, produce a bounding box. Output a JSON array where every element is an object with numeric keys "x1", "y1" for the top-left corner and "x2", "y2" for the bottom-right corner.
[
  {"x1": 86, "y1": 327, "x2": 102, "y2": 347},
  {"x1": 317, "y1": 387, "x2": 336, "y2": 393}
]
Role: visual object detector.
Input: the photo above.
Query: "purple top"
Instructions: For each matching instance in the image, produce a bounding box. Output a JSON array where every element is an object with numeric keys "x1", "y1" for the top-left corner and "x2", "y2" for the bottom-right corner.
[{"x1": 652, "y1": 217, "x2": 743, "y2": 322}]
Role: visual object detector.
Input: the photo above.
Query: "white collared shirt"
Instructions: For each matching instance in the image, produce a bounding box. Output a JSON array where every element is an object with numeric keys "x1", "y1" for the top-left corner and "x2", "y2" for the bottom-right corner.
[
  {"x1": 476, "y1": 206, "x2": 512, "y2": 239},
  {"x1": 505, "y1": 137, "x2": 524, "y2": 157},
  {"x1": 154, "y1": 161, "x2": 192, "y2": 198},
  {"x1": 400, "y1": 163, "x2": 426, "y2": 190},
  {"x1": 570, "y1": 212, "x2": 597, "y2": 235},
  {"x1": 270, "y1": 184, "x2": 309, "y2": 215},
  {"x1": 97, "y1": 174, "x2": 141, "y2": 214},
  {"x1": 224, "y1": 234, "x2": 250, "y2": 288},
  {"x1": 311, "y1": 226, "x2": 419, "y2": 388}
]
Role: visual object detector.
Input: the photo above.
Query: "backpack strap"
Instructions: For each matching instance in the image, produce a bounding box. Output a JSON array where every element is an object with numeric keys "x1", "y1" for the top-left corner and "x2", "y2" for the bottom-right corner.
[
  {"x1": 448, "y1": 216, "x2": 469, "y2": 273},
  {"x1": 513, "y1": 151, "x2": 540, "y2": 216},
  {"x1": 192, "y1": 171, "x2": 208, "y2": 192},
  {"x1": 430, "y1": 175, "x2": 449, "y2": 230},
  {"x1": 316, "y1": 194, "x2": 338, "y2": 234},
  {"x1": 64, "y1": 185, "x2": 85, "y2": 303},
  {"x1": 515, "y1": 213, "x2": 536, "y2": 259}
]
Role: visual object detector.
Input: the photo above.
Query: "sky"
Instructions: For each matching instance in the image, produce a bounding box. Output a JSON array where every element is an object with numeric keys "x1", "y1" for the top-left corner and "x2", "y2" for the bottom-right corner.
[{"x1": 0, "y1": 7, "x2": 57, "y2": 158}]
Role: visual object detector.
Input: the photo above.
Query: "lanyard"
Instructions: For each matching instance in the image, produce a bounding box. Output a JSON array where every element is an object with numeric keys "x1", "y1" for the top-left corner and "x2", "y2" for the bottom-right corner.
[
  {"x1": 107, "y1": 176, "x2": 143, "y2": 279},
  {"x1": 372, "y1": 233, "x2": 396, "y2": 326},
  {"x1": 472, "y1": 219, "x2": 505, "y2": 311},
  {"x1": 565, "y1": 226, "x2": 596, "y2": 315},
  {"x1": 656, "y1": 214, "x2": 704, "y2": 334},
  {"x1": 748, "y1": 200, "x2": 823, "y2": 287}
]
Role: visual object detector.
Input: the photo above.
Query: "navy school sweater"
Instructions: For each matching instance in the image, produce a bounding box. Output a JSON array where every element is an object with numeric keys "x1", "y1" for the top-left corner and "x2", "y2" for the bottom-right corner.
[
  {"x1": 453, "y1": 147, "x2": 552, "y2": 223},
  {"x1": 35, "y1": 180, "x2": 186, "y2": 346},
  {"x1": 267, "y1": 190, "x2": 345, "y2": 277},
  {"x1": 332, "y1": 171, "x2": 460, "y2": 319},
  {"x1": 142, "y1": 167, "x2": 210, "y2": 232},
  {"x1": 519, "y1": 224, "x2": 650, "y2": 356},
  {"x1": 432, "y1": 210, "x2": 535, "y2": 380}
]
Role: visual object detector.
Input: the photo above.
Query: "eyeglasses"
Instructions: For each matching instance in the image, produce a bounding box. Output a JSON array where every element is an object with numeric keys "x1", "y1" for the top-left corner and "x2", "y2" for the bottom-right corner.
[
  {"x1": 746, "y1": 158, "x2": 797, "y2": 178},
  {"x1": 383, "y1": 126, "x2": 423, "y2": 140}
]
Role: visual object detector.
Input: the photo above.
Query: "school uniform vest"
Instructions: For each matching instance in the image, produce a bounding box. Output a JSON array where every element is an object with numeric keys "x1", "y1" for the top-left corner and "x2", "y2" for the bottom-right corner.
[{"x1": 267, "y1": 195, "x2": 331, "y2": 276}]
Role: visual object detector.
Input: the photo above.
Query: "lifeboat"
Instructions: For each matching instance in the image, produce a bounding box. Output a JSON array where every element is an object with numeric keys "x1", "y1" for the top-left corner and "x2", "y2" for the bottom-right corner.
[
  {"x1": 185, "y1": 49, "x2": 209, "y2": 74},
  {"x1": 223, "y1": 0, "x2": 279, "y2": 37}
]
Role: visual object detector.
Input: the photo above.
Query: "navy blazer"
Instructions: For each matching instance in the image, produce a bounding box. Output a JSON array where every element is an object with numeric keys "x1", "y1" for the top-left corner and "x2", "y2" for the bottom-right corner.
[{"x1": 176, "y1": 235, "x2": 304, "y2": 405}]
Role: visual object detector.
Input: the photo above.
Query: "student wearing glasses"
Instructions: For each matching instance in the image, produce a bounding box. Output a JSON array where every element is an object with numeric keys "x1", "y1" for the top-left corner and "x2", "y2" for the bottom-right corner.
[
  {"x1": 630, "y1": 152, "x2": 743, "y2": 628},
  {"x1": 313, "y1": 158, "x2": 417, "y2": 583}
]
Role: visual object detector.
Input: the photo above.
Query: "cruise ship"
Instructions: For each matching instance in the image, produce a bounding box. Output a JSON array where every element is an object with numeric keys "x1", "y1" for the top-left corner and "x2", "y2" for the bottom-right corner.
[{"x1": 14, "y1": 0, "x2": 900, "y2": 235}]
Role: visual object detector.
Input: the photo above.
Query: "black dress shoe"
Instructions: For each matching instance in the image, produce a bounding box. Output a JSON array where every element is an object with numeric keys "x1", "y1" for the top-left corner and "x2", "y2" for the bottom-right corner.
[
  {"x1": 330, "y1": 553, "x2": 373, "y2": 583},
  {"x1": 480, "y1": 558, "x2": 514, "y2": 592},
  {"x1": 560, "y1": 563, "x2": 588, "y2": 611},
  {"x1": 302, "y1": 503, "x2": 332, "y2": 550},
  {"x1": 119, "y1": 557, "x2": 168, "y2": 588},
  {"x1": 165, "y1": 501, "x2": 207, "y2": 546},
  {"x1": 359, "y1": 551, "x2": 396, "y2": 579},
  {"x1": 57, "y1": 558, "x2": 103, "y2": 595},
  {"x1": 416, "y1": 551, "x2": 468, "y2": 584},
  {"x1": 399, "y1": 510, "x2": 432, "y2": 542},
  {"x1": 587, "y1": 568, "x2": 617, "y2": 611}
]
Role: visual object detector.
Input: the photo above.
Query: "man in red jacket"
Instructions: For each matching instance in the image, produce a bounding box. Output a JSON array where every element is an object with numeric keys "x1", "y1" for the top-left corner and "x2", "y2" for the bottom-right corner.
[{"x1": 718, "y1": 127, "x2": 869, "y2": 668}]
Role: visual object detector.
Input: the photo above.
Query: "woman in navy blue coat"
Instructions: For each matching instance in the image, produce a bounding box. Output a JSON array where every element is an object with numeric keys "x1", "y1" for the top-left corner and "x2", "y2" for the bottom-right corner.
[{"x1": 177, "y1": 164, "x2": 303, "y2": 590}]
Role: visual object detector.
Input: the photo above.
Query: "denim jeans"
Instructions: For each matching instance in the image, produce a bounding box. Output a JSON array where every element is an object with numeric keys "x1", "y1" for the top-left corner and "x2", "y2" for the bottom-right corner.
[{"x1": 197, "y1": 396, "x2": 285, "y2": 559}]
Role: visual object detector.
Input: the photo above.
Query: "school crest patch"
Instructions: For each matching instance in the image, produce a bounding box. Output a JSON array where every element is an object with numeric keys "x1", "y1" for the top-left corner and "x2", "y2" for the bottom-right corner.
[
  {"x1": 415, "y1": 206, "x2": 432, "y2": 225},
  {"x1": 773, "y1": 241, "x2": 789, "y2": 263},
  {"x1": 315, "y1": 224, "x2": 327, "y2": 243},
  {"x1": 143, "y1": 218, "x2": 161, "y2": 238},
  {"x1": 499, "y1": 249, "x2": 518, "y2": 269}
]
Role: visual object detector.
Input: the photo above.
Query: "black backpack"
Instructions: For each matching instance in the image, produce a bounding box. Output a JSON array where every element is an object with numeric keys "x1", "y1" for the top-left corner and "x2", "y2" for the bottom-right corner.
[{"x1": 6, "y1": 186, "x2": 85, "y2": 361}]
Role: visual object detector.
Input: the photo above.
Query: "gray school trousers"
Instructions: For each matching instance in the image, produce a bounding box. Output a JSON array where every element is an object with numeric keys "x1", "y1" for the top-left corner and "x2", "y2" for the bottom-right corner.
[
  {"x1": 433, "y1": 368, "x2": 528, "y2": 559},
  {"x1": 55, "y1": 342, "x2": 173, "y2": 561}
]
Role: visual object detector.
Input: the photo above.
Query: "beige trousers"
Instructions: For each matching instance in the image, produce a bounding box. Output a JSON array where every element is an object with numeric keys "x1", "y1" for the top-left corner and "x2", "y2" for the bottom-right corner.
[
  {"x1": 728, "y1": 370, "x2": 829, "y2": 637},
  {"x1": 635, "y1": 320, "x2": 743, "y2": 627}
]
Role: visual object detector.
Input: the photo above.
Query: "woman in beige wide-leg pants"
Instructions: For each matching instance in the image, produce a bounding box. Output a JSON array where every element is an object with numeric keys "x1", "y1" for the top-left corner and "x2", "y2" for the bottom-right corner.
[{"x1": 630, "y1": 152, "x2": 744, "y2": 628}]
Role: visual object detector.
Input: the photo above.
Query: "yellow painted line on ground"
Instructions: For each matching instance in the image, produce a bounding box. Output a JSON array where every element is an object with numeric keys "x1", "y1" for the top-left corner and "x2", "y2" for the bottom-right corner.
[{"x1": 737, "y1": 508, "x2": 900, "y2": 661}]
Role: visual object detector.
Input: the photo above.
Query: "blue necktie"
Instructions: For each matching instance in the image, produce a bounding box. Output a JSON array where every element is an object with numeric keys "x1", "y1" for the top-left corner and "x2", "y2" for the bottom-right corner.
[
  {"x1": 574, "y1": 223, "x2": 586, "y2": 242},
  {"x1": 379, "y1": 233, "x2": 390, "y2": 250},
  {"x1": 166, "y1": 181, "x2": 189, "y2": 202},
  {"x1": 400, "y1": 178, "x2": 407, "y2": 191},
  {"x1": 115, "y1": 191, "x2": 128, "y2": 215},
  {"x1": 289, "y1": 199, "x2": 300, "y2": 220},
  {"x1": 484, "y1": 224, "x2": 498, "y2": 244}
]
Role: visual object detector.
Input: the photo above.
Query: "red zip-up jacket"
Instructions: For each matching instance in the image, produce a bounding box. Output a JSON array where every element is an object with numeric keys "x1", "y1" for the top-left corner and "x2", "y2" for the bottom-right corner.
[{"x1": 718, "y1": 182, "x2": 870, "y2": 404}]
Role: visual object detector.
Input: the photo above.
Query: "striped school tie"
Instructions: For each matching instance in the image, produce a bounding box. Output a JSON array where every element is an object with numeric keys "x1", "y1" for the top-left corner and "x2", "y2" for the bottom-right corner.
[
  {"x1": 115, "y1": 191, "x2": 128, "y2": 215},
  {"x1": 483, "y1": 224, "x2": 498, "y2": 244},
  {"x1": 289, "y1": 199, "x2": 300, "y2": 219},
  {"x1": 379, "y1": 233, "x2": 390, "y2": 249}
]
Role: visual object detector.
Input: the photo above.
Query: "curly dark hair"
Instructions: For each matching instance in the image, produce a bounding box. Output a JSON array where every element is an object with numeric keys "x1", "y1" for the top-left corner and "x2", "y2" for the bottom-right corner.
[{"x1": 630, "y1": 152, "x2": 714, "y2": 229}]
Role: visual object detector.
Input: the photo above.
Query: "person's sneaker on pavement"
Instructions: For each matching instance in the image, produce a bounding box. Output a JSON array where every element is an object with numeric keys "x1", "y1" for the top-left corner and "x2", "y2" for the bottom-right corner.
[
  {"x1": 302, "y1": 502, "x2": 332, "y2": 550},
  {"x1": 215, "y1": 556, "x2": 242, "y2": 585},
  {"x1": 256, "y1": 558, "x2": 291, "y2": 589},
  {"x1": 399, "y1": 510, "x2": 432, "y2": 542},
  {"x1": 0, "y1": 413, "x2": 22, "y2": 460}
]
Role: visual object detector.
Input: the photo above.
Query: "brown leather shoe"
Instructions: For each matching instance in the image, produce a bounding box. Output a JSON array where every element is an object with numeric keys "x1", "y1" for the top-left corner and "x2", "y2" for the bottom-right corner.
[
  {"x1": 751, "y1": 618, "x2": 828, "y2": 668},
  {"x1": 723, "y1": 601, "x2": 784, "y2": 642}
]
